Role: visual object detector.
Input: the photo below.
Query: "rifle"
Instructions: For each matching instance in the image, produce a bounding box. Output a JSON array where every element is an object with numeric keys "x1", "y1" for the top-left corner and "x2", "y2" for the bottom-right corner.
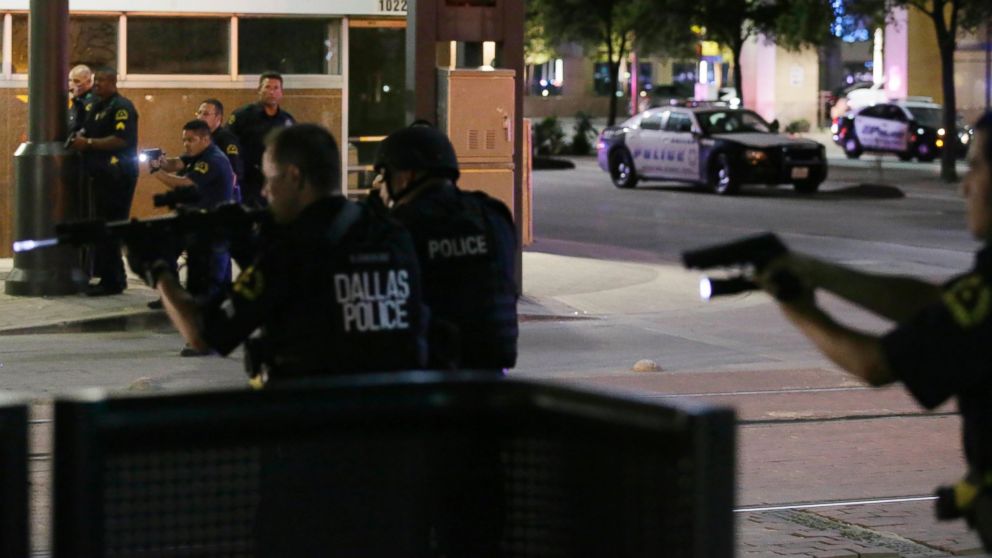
[
  {"x1": 681, "y1": 232, "x2": 800, "y2": 300},
  {"x1": 13, "y1": 203, "x2": 266, "y2": 254}
]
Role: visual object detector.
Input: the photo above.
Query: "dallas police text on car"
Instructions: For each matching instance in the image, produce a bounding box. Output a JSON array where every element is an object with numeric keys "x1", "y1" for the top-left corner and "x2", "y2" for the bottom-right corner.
[{"x1": 597, "y1": 105, "x2": 828, "y2": 195}]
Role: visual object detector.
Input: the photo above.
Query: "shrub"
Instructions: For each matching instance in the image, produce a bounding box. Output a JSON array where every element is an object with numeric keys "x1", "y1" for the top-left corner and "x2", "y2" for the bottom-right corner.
[
  {"x1": 570, "y1": 111, "x2": 599, "y2": 155},
  {"x1": 785, "y1": 119, "x2": 811, "y2": 134},
  {"x1": 534, "y1": 116, "x2": 567, "y2": 156}
]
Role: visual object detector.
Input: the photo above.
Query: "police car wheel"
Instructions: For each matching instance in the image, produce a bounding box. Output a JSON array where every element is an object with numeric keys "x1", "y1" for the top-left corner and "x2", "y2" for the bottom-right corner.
[
  {"x1": 710, "y1": 154, "x2": 739, "y2": 195},
  {"x1": 610, "y1": 149, "x2": 638, "y2": 189},
  {"x1": 843, "y1": 138, "x2": 862, "y2": 159}
]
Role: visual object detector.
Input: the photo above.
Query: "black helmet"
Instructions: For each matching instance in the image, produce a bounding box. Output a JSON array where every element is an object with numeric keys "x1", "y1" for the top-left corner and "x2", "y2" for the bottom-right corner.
[{"x1": 374, "y1": 125, "x2": 460, "y2": 180}]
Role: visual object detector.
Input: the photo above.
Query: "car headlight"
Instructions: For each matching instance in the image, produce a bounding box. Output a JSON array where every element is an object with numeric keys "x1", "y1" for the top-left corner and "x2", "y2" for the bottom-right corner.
[
  {"x1": 936, "y1": 138, "x2": 945, "y2": 148},
  {"x1": 938, "y1": 128, "x2": 946, "y2": 137},
  {"x1": 961, "y1": 133, "x2": 970, "y2": 145},
  {"x1": 744, "y1": 149, "x2": 768, "y2": 165}
]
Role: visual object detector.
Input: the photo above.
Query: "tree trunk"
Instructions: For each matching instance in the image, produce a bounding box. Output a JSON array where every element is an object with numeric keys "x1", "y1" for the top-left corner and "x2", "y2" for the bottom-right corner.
[
  {"x1": 934, "y1": 3, "x2": 958, "y2": 182},
  {"x1": 608, "y1": 58, "x2": 620, "y2": 125},
  {"x1": 732, "y1": 37, "x2": 745, "y2": 108}
]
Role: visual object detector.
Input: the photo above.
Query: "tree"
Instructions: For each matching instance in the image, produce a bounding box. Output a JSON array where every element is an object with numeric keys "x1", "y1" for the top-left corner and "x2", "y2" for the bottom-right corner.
[
  {"x1": 670, "y1": 0, "x2": 835, "y2": 107},
  {"x1": 847, "y1": 0, "x2": 992, "y2": 182},
  {"x1": 527, "y1": 0, "x2": 692, "y2": 125}
]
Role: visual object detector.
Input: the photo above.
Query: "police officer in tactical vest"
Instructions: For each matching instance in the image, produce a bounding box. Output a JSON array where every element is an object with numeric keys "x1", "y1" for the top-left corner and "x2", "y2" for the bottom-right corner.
[
  {"x1": 756, "y1": 111, "x2": 992, "y2": 552},
  {"x1": 373, "y1": 123, "x2": 518, "y2": 372},
  {"x1": 125, "y1": 123, "x2": 428, "y2": 384}
]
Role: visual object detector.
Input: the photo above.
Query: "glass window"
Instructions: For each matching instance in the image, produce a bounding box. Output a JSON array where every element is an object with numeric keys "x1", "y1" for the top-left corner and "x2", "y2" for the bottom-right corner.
[
  {"x1": 665, "y1": 113, "x2": 693, "y2": 133},
  {"x1": 69, "y1": 16, "x2": 118, "y2": 69},
  {"x1": 697, "y1": 110, "x2": 770, "y2": 134},
  {"x1": 640, "y1": 112, "x2": 665, "y2": 131},
  {"x1": 12, "y1": 15, "x2": 28, "y2": 73},
  {"x1": 593, "y1": 62, "x2": 615, "y2": 97},
  {"x1": 239, "y1": 18, "x2": 341, "y2": 75},
  {"x1": 128, "y1": 17, "x2": 229, "y2": 74}
]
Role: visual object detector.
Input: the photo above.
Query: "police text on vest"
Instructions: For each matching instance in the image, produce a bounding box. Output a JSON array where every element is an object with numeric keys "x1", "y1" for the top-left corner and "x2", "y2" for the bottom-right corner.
[
  {"x1": 334, "y1": 270, "x2": 411, "y2": 332},
  {"x1": 428, "y1": 235, "x2": 487, "y2": 260}
]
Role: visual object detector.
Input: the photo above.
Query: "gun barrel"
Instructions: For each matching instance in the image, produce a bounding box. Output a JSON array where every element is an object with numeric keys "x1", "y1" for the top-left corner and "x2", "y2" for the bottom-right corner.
[
  {"x1": 12, "y1": 238, "x2": 59, "y2": 253},
  {"x1": 681, "y1": 232, "x2": 786, "y2": 270}
]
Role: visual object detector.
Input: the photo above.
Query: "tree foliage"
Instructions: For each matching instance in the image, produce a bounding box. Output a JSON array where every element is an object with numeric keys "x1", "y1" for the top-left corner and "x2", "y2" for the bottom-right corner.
[{"x1": 527, "y1": 0, "x2": 693, "y2": 125}]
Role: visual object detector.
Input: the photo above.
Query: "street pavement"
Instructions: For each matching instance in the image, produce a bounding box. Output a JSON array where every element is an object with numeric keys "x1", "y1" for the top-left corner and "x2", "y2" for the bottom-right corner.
[{"x1": 0, "y1": 151, "x2": 986, "y2": 557}]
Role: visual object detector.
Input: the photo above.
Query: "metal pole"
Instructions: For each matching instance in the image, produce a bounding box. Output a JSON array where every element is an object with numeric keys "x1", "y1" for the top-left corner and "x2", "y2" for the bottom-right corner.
[
  {"x1": 6, "y1": 0, "x2": 85, "y2": 295},
  {"x1": 985, "y1": 19, "x2": 990, "y2": 112}
]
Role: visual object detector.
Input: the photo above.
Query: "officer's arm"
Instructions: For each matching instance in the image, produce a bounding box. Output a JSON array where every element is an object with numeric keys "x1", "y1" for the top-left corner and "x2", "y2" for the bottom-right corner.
[
  {"x1": 71, "y1": 135, "x2": 127, "y2": 152},
  {"x1": 775, "y1": 253, "x2": 940, "y2": 322},
  {"x1": 157, "y1": 274, "x2": 210, "y2": 353},
  {"x1": 779, "y1": 298, "x2": 895, "y2": 386},
  {"x1": 153, "y1": 171, "x2": 195, "y2": 188}
]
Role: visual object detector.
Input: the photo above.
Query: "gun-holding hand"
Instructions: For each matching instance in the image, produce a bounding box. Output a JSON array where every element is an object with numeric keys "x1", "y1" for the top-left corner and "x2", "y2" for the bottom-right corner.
[{"x1": 681, "y1": 232, "x2": 803, "y2": 301}]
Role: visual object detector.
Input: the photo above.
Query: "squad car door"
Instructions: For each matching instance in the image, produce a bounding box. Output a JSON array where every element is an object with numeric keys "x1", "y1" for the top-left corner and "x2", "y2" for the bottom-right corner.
[
  {"x1": 657, "y1": 111, "x2": 701, "y2": 181},
  {"x1": 625, "y1": 111, "x2": 667, "y2": 176},
  {"x1": 854, "y1": 104, "x2": 909, "y2": 152}
]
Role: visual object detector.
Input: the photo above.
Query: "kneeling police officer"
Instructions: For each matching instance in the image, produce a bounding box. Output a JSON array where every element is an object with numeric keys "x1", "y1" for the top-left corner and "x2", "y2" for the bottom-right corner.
[
  {"x1": 127, "y1": 123, "x2": 428, "y2": 384},
  {"x1": 373, "y1": 123, "x2": 518, "y2": 372},
  {"x1": 756, "y1": 111, "x2": 992, "y2": 551}
]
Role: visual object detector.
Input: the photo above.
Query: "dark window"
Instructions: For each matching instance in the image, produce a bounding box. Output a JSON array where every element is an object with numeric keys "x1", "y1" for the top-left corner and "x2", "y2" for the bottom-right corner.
[
  {"x1": 593, "y1": 62, "x2": 617, "y2": 97},
  {"x1": 665, "y1": 113, "x2": 692, "y2": 133},
  {"x1": 859, "y1": 105, "x2": 885, "y2": 118},
  {"x1": 128, "y1": 17, "x2": 228, "y2": 74},
  {"x1": 640, "y1": 113, "x2": 665, "y2": 131},
  {"x1": 239, "y1": 18, "x2": 341, "y2": 75},
  {"x1": 69, "y1": 17, "x2": 118, "y2": 69},
  {"x1": 14, "y1": 15, "x2": 119, "y2": 73}
]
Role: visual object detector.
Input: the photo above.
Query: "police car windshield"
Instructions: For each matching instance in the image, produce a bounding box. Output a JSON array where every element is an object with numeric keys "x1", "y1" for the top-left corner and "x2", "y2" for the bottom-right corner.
[
  {"x1": 697, "y1": 110, "x2": 771, "y2": 134},
  {"x1": 906, "y1": 106, "x2": 942, "y2": 128}
]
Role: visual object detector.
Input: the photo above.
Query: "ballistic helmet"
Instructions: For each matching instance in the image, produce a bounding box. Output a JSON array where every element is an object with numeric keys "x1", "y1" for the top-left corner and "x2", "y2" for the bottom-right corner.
[{"x1": 374, "y1": 125, "x2": 460, "y2": 180}]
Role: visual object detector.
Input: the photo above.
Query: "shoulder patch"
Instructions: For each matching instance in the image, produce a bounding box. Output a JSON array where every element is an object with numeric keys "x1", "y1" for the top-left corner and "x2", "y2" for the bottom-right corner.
[
  {"x1": 228, "y1": 114, "x2": 236, "y2": 125},
  {"x1": 114, "y1": 109, "x2": 129, "y2": 121},
  {"x1": 942, "y1": 273, "x2": 991, "y2": 329},
  {"x1": 115, "y1": 122, "x2": 126, "y2": 131},
  {"x1": 234, "y1": 266, "x2": 265, "y2": 301},
  {"x1": 110, "y1": 156, "x2": 119, "y2": 165},
  {"x1": 193, "y1": 161, "x2": 210, "y2": 174},
  {"x1": 225, "y1": 144, "x2": 239, "y2": 155}
]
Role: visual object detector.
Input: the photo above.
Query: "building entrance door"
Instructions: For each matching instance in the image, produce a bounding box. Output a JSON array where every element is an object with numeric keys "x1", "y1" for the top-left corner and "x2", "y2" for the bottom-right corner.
[{"x1": 347, "y1": 19, "x2": 406, "y2": 191}]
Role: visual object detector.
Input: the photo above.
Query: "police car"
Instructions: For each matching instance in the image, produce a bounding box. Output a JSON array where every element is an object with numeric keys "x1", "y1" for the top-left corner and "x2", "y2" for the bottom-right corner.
[
  {"x1": 597, "y1": 106, "x2": 827, "y2": 195},
  {"x1": 832, "y1": 99, "x2": 972, "y2": 162}
]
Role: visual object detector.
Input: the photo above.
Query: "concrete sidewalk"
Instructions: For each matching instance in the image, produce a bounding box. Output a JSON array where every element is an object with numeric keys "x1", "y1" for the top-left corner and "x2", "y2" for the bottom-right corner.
[{"x1": 0, "y1": 253, "x2": 985, "y2": 557}]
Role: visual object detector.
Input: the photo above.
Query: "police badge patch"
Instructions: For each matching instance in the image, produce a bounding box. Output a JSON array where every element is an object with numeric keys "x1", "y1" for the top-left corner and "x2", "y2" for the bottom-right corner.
[
  {"x1": 226, "y1": 144, "x2": 239, "y2": 155},
  {"x1": 942, "y1": 274, "x2": 992, "y2": 329},
  {"x1": 115, "y1": 109, "x2": 128, "y2": 121},
  {"x1": 194, "y1": 161, "x2": 210, "y2": 174}
]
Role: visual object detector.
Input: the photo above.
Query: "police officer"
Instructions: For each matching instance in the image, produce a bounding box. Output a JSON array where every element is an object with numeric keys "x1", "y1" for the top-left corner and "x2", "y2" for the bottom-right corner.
[
  {"x1": 196, "y1": 98, "x2": 243, "y2": 202},
  {"x1": 126, "y1": 123, "x2": 427, "y2": 381},
  {"x1": 228, "y1": 72, "x2": 295, "y2": 207},
  {"x1": 757, "y1": 112, "x2": 992, "y2": 552},
  {"x1": 149, "y1": 120, "x2": 235, "y2": 349},
  {"x1": 373, "y1": 124, "x2": 518, "y2": 372},
  {"x1": 69, "y1": 67, "x2": 138, "y2": 296},
  {"x1": 67, "y1": 64, "x2": 95, "y2": 134}
]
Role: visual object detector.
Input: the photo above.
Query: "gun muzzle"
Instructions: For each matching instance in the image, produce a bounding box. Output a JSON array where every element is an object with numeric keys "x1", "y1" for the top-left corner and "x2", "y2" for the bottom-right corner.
[{"x1": 12, "y1": 238, "x2": 60, "y2": 253}]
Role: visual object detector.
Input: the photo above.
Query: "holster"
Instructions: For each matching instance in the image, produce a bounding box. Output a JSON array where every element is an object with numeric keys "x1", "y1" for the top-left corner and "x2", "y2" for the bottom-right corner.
[{"x1": 244, "y1": 336, "x2": 274, "y2": 386}]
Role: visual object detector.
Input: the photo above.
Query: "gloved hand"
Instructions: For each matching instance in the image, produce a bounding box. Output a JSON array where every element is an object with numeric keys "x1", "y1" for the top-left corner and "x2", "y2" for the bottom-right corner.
[{"x1": 124, "y1": 232, "x2": 175, "y2": 288}]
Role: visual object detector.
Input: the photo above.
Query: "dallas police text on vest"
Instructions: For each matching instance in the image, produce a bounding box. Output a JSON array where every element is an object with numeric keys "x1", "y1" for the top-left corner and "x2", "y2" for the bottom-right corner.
[{"x1": 334, "y1": 270, "x2": 411, "y2": 332}]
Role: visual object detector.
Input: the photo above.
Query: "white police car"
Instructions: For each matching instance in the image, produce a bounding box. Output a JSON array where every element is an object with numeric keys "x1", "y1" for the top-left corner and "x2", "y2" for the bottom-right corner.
[
  {"x1": 597, "y1": 106, "x2": 827, "y2": 195},
  {"x1": 832, "y1": 99, "x2": 971, "y2": 162}
]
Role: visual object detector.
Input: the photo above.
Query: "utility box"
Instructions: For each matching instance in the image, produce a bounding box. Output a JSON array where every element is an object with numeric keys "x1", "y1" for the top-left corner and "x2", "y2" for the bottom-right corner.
[{"x1": 437, "y1": 68, "x2": 517, "y2": 217}]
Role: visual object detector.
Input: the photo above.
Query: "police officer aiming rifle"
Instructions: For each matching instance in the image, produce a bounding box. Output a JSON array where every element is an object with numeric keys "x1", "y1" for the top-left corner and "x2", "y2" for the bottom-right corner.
[
  {"x1": 127, "y1": 123, "x2": 428, "y2": 385},
  {"x1": 746, "y1": 111, "x2": 992, "y2": 550}
]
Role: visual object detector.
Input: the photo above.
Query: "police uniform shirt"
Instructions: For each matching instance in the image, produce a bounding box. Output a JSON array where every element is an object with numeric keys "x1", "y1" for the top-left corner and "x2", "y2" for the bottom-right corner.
[
  {"x1": 881, "y1": 245, "x2": 992, "y2": 471},
  {"x1": 227, "y1": 102, "x2": 295, "y2": 185},
  {"x1": 178, "y1": 143, "x2": 235, "y2": 210},
  {"x1": 200, "y1": 196, "x2": 426, "y2": 377},
  {"x1": 211, "y1": 126, "x2": 244, "y2": 197},
  {"x1": 68, "y1": 89, "x2": 96, "y2": 134},
  {"x1": 82, "y1": 92, "x2": 139, "y2": 176}
]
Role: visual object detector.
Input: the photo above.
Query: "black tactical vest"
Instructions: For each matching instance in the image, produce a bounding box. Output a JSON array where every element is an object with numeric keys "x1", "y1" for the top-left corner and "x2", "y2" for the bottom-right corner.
[
  {"x1": 392, "y1": 182, "x2": 518, "y2": 370},
  {"x1": 262, "y1": 200, "x2": 428, "y2": 379}
]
